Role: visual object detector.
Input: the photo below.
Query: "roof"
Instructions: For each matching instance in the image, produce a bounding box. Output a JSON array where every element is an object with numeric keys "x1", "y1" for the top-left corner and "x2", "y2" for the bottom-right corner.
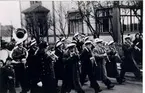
[
  {"x1": 22, "y1": 5, "x2": 50, "y2": 14},
  {"x1": 0, "y1": 25, "x2": 12, "y2": 37}
]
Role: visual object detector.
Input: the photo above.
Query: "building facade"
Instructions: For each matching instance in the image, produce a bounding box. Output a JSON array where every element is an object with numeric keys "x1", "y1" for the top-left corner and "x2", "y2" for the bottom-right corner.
[{"x1": 20, "y1": 1, "x2": 142, "y2": 44}]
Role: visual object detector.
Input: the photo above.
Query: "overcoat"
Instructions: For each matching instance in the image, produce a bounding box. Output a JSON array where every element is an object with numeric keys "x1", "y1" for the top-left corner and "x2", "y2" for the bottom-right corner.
[
  {"x1": 121, "y1": 42, "x2": 140, "y2": 72},
  {"x1": 54, "y1": 48, "x2": 65, "y2": 80},
  {"x1": 63, "y1": 50, "x2": 81, "y2": 90}
]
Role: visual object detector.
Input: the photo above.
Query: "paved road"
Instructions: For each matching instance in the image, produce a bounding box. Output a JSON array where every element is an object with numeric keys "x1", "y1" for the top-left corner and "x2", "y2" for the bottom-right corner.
[{"x1": 15, "y1": 72, "x2": 142, "y2": 93}]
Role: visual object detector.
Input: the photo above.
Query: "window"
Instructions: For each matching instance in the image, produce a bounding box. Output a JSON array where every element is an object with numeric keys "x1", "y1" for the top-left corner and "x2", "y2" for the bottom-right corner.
[
  {"x1": 103, "y1": 19, "x2": 109, "y2": 32},
  {"x1": 69, "y1": 20, "x2": 83, "y2": 35}
]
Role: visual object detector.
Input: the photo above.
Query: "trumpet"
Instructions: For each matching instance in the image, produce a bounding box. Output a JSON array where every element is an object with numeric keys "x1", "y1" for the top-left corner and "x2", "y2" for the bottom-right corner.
[{"x1": 47, "y1": 50, "x2": 58, "y2": 62}]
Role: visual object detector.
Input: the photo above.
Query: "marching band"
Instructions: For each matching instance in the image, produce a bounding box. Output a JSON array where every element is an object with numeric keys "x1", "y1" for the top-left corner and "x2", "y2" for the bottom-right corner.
[{"x1": 0, "y1": 28, "x2": 142, "y2": 93}]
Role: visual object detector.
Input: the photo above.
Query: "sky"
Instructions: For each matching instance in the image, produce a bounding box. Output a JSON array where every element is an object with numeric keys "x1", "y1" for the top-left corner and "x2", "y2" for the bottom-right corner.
[{"x1": 0, "y1": 1, "x2": 21, "y2": 28}]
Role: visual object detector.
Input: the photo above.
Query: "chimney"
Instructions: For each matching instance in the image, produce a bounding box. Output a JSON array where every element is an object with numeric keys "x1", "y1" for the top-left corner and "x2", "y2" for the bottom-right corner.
[{"x1": 30, "y1": 1, "x2": 42, "y2": 6}]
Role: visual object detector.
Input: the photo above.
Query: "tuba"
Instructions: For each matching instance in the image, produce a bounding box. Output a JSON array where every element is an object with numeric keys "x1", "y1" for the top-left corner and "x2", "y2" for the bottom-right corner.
[
  {"x1": 10, "y1": 28, "x2": 28, "y2": 64},
  {"x1": 13, "y1": 28, "x2": 28, "y2": 45}
]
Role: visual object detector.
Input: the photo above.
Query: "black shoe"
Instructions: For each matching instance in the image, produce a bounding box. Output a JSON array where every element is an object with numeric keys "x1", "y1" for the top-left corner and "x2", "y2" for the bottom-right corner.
[
  {"x1": 77, "y1": 90, "x2": 85, "y2": 93},
  {"x1": 20, "y1": 92, "x2": 27, "y2": 93},
  {"x1": 107, "y1": 84, "x2": 114, "y2": 89},
  {"x1": 15, "y1": 84, "x2": 20, "y2": 88},
  {"x1": 116, "y1": 78, "x2": 123, "y2": 84},
  {"x1": 122, "y1": 78, "x2": 126, "y2": 82},
  {"x1": 95, "y1": 90, "x2": 99, "y2": 93},
  {"x1": 95, "y1": 89, "x2": 102, "y2": 93},
  {"x1": 98, "y1": 89, "x2": 102, "y2": 92}
]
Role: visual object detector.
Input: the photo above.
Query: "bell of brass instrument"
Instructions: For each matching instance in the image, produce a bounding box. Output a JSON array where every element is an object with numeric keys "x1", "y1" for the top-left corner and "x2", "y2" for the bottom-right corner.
[{"x1": 13, "y1": 28, "x2": 28, "y2": 45}]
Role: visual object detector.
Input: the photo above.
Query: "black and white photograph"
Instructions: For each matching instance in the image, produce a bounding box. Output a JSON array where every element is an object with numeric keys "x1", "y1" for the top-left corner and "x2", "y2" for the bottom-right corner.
[{"x1": 0, "y1": 0, "x2": 143, "y2": 93}]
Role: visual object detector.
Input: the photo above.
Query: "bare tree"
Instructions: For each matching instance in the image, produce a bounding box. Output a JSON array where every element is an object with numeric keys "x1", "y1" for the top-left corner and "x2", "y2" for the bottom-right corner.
[
  {"x1": 77, "y1": 1, "x2": 97, "y2": 38},
  {"x1": 130, "y1": 0, "x2": 143, "y2": 33},
  {"x1": 77, "y1": 1, "x2": 115, "y2": 39},
  {"x1": 48, "y1": 2, "x2": 69, "y2": 40}
]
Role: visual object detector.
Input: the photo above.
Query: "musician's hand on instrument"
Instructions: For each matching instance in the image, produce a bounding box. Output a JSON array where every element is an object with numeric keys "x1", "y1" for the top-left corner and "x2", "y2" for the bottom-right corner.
[
  {"x1": 103, "y1": 53, "x2": 107, "y2": 57},
  {"x1": 134, "y1": 46, "x2": 140, "y2": 51},
  {"x1": 90, "y1": 57, "x2": 94, "y2": 60},
  {"x1": 70, "y1": 52, "x2": 75, "y2": 57},
  {"x1": 11, "y1": 60, "x2": 19, "y2": 64},
  {"x1": 134, "y1": 46, "x2": 137, "y2": 49},
  {"x1": 37, "y1": 81, "x2": 43, "y2": 87},
  {"x1": 8, "y1": 76, "x2": 13, "y2": 79},
  {"x1": 22, "y1": 58, "x2": 27, "y2": 64}
]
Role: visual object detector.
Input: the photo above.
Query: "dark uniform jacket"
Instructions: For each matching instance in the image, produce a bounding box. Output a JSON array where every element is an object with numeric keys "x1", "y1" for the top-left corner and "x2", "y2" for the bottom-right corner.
[
  {"x1": 26, "y1": 47, "x2": 40, "y2": 83},
  {"x1": 36, "y1": 49, "x2": 57, "y2": 93},
  {"x1": 12, "y1": 46, "x2": 27, "y2": 61},
  {"x1": 36, "y1": 49, "x2": 55, "y2": 79},
  {"x1": 133, "y1": 38, "x2": 142, "y2": 64},
  {"x1": 73, "y1": 38, "x2": 84, "y2": 54},
  {"x1": 63, "y1": 50, "x2": 80, "y2": 89},
  {"x1": 76, "y1": 40, "x2": 84, "y2": 54},
  {"x1": 54, "y1": 48, "x2": 64, "y2": 80},
  {"x1": 106, "y1": 45, "x2": 119, "y2": 78},
  {"x1": 80, "y1": 47, "x2": 93, "y2": 68},
  {"x1": 0, "y1": 65, "x2": 16, "y2": 93},
  {"x1": 122, "y1": 42, "x2": 140, "y2": 72}
]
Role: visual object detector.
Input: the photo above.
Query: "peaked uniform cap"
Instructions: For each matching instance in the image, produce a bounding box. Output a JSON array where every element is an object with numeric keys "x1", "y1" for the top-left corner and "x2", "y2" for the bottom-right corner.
[
  {"x1": 84, "y1": 40, "x2": 93, "y2": 45},
  {"x1": 66, "y1": 43, "x2": 76, "y2": 49},
  {"x1": 56, "y1": 42, "x2": 63, "y2": 47},
  {"x1": 94, "y1": 38, "x2": 103, "y2": 43},
  {"x1": 108, "y1": 41, "x2": 114, "y2": 45}
]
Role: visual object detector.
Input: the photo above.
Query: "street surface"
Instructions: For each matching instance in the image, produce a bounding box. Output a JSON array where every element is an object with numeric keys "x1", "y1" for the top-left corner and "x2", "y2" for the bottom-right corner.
[{"x1": 15, "y1": 72, "x2": 142, "y2": 93}]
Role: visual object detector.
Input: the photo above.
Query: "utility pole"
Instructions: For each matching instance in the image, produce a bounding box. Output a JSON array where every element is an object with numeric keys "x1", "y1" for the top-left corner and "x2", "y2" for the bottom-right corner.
[
  {"x1": 0, "y1": 23, "x2": 1, "y2": 49},
  {"x1": 10, "y1": 21, "x2": 13, "y2": 41},
  {"x1": 19, "y1": 0, "x2": 23, "y2": 28},
  {"x1": 52, "y1": 1, "x2": 56, "y2": 43}
]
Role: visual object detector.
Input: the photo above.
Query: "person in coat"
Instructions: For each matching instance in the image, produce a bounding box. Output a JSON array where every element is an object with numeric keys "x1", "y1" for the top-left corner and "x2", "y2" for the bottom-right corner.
[
  {"x1": 0, "y1": 54, "x2": 16, "y2": 93},
  {"x1": 133, "y1": 33, "x2": 142, "y2": 65},
  {"x1": 54, "y1": 41, "x2": 65, "y2": 87},
  {"x1": 80, "y1": 41, "x2": 102, "y2": 93},
  {"x1": 106, "y1": 41, "x2": 122, "y2": 84},
  {"x1": 11, "y1": 42, "x2": 29, "y2": 93},
  {"x1": 61, "y1": 43, "x2": 85, "y2": 93},
  {"x1": 93, "y1": 38, "x2": 114, "y2": 89},
  {"x1": 35, "y1": 41, "x2": 57, "y2": 93},
  {"x1": 72, "y1": 33, "x2": 84, "y2": 54},
  {"x1": 26, "y1": 39, "x2": 41, "y2": 93},
  {"x1": 120, "y1": 36, "x2": 141, "y2": 81}
]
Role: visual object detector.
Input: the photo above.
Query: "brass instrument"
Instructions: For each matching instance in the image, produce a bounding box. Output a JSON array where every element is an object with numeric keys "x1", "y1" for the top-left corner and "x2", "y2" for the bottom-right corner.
[
  {"x1": 46, "y1": 50, "x2": 58, "y2": 62},
  {"x1": 10, "y1": 28, "x2": 28, "y2": 64},
  {"x1": 13, "y1": 28, "x2": 28, "y2": 45},
  {"x1": 125, "y1": 40, "x2": 141, "y2": 51},
  {"x1": 100, "y1": 45, "x2": 111, "y2": 62}
]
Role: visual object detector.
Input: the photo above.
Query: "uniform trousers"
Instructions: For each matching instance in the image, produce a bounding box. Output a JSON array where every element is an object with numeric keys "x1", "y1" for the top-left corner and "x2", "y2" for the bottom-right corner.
[
  {"x1": 97, "y1": 59, "x2": 112, "y2": 86},
  {"x1": 80, "y1": 64, "x2": 100, "y2": 90},
  {"x1": 13, "y1": 63, "x2": 29, "y2": 93}
]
